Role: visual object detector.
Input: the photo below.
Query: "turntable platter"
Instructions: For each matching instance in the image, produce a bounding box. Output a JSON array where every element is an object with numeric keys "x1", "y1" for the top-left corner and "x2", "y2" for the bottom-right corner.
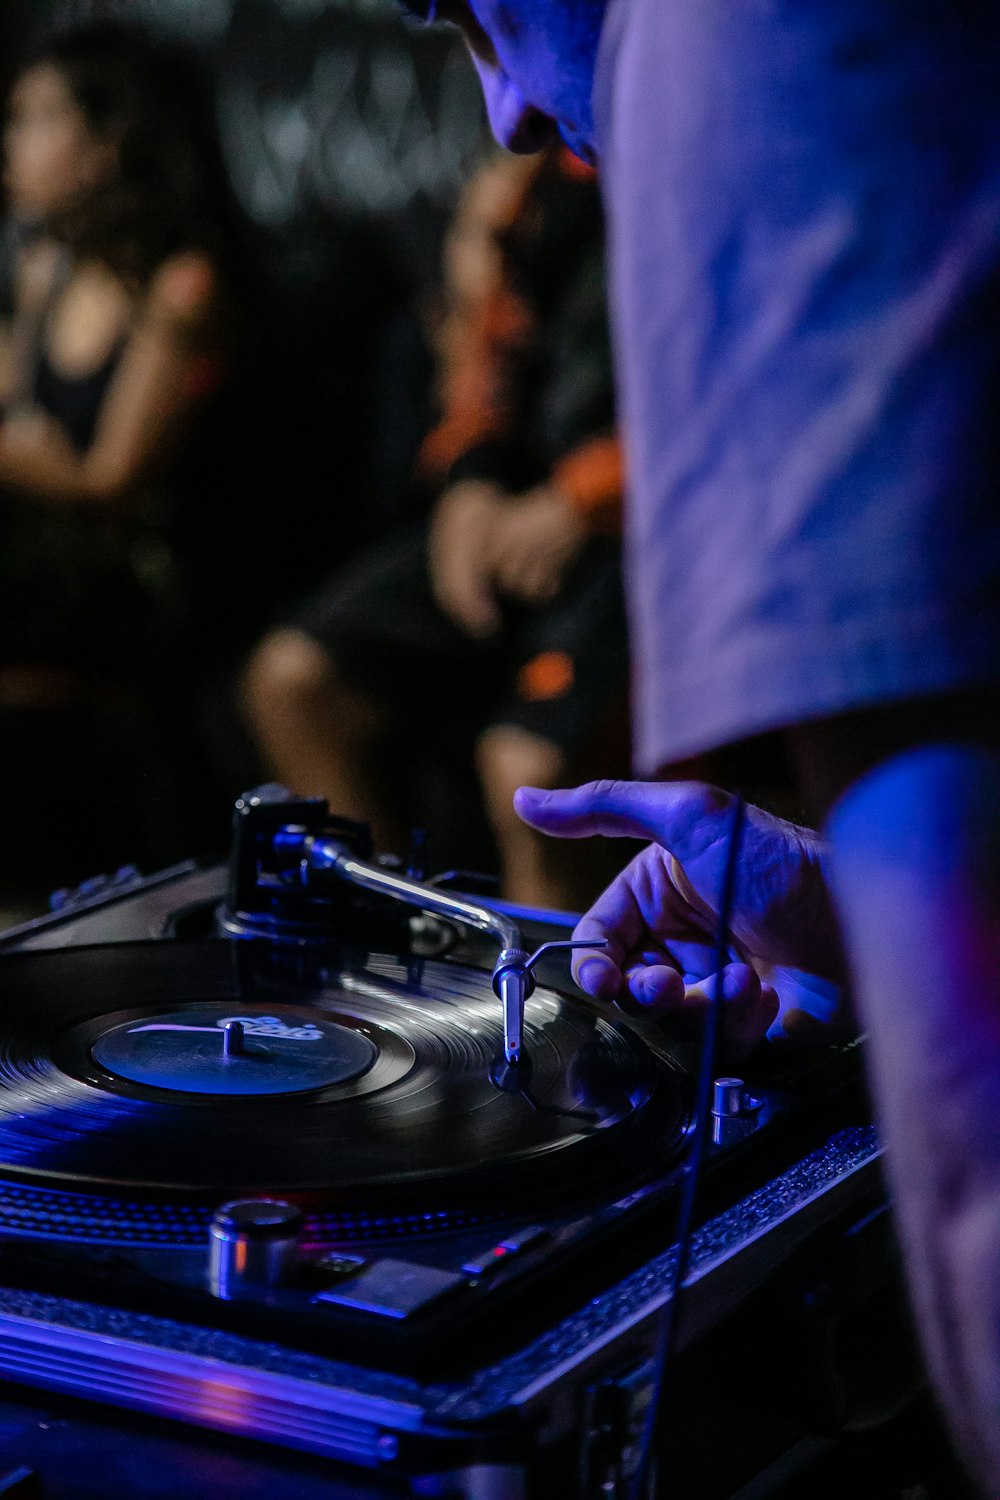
[{"x1": 0, "y1": 941, "x2": 690, "y2": 1210}]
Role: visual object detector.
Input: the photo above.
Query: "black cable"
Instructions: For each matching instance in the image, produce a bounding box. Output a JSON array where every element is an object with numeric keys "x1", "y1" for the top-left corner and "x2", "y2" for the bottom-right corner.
[{"x1": 630, "y1": 791, "x2": 747, "y2": 1500}]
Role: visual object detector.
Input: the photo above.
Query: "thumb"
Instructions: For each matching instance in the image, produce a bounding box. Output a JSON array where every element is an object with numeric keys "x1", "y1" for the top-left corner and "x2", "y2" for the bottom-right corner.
[{"x1": 513, "y1": 779, "x2": 734, "y2": 857}]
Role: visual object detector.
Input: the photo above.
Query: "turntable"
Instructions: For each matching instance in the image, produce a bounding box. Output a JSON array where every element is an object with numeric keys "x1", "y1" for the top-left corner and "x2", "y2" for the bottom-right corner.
[{"x1": 0, "y1": 787, "x2": 901, "y2": 1498}]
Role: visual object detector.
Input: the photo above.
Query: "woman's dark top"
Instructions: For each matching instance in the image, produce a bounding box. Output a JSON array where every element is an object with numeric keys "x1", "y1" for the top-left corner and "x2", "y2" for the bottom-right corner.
[
  {"x1": 0, "y1": 272, "x2": 158, "y2": 680},
  {"x1": 32, "y1": 339, "x2": 123, "y2": 453}
]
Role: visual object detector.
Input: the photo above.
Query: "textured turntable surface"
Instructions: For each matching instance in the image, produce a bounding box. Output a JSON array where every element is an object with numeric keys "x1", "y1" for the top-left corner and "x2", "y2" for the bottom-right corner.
[{"x1": 0, "y1": 941, "x2": 689, "y2": 1207}]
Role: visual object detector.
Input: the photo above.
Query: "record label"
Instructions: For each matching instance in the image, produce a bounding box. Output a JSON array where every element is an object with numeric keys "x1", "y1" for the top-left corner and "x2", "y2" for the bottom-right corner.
[{"x1": 91, "y1": 1005, "x2": 378, "y2": 1096}]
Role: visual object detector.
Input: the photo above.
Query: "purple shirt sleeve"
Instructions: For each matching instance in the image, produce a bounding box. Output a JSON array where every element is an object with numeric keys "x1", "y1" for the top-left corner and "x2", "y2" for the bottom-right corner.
[{"x1": 596, "y1": 0, "x2": 1000, "y2": 771}]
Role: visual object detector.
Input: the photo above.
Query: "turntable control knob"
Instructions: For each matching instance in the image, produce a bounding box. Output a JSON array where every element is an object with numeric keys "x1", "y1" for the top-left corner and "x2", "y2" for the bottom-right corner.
[
  {"x1": 222, "y1": 1019, "x2": 246, "y2": 1058},
  {"x1": 208, "y1": 1198, "x2": 303, "y2": 1299},
  {"x1": 712, "y1": 1077, "x2": 746, "y2": 1117}
]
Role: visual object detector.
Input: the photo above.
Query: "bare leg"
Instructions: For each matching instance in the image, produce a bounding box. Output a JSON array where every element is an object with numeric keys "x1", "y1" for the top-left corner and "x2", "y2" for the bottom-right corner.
[
  {"x1": 240, "y1": 627, "x2": 402, "y2": 852},
  {"x1": 476, "y1": 724, "x2": 576, "y2": 907},
  {"x1": 800, "y1": 702, "x2": 1000, "y2": 1492}
]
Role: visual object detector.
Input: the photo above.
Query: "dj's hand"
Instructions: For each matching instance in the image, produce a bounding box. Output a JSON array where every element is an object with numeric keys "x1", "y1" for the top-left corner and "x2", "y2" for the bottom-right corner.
[
  {"x1": 514, "y1": 780, "x2": 851, "y2": 1051},
  {"x1": 492, "y1": 485, "x2": 585, "y2": 604},
  {"x1": 428, "y1": 480, "x2": 505, "y2": 639}
]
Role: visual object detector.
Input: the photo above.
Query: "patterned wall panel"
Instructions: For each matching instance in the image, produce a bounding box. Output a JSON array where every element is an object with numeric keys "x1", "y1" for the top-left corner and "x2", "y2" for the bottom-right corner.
[{"x1": 3, "y1": 0, "x2": 491, "y2": 230}]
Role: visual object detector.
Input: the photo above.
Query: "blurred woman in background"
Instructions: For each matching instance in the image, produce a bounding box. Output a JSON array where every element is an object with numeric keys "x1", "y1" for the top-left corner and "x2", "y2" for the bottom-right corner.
[
  {"x1": 0, "y1": 21, "x2": 236, "y2": 686},
  {"x1": 0, "y1": 22, "x2": 238, "y2": 899}
]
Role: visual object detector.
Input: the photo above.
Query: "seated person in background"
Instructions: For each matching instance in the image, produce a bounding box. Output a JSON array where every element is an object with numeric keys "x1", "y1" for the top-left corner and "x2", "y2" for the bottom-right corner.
[
  {"x1": 0, "y1": 22, "x2": 233, "y2": 699},
  {"x1": 242, "y1": 144, "x2": 628, "y2": 909}
]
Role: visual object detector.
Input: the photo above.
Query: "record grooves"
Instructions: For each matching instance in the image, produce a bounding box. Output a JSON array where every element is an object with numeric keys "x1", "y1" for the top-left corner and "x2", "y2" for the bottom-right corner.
[{"x1": 0, "y1": 941, "x2": 691, "y2": 1221}]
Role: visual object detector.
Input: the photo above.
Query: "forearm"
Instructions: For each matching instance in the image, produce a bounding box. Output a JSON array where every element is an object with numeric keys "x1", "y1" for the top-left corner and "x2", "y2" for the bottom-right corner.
[
  {"x1": 828, "y1": 743, "x2": 1000, "y2": 1491},
  {"x1": 0, "y1": 440, "x2": 134, "y2": 508},
  {"x1": 0, "y1": 326, "x2": 15, "y2": 411},
  {"x1": 0, "y1": 437, "x2": 88, "y2": 504}
]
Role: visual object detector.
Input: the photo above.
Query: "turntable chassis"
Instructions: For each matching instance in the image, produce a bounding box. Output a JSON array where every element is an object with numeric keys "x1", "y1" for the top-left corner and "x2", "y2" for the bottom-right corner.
[{"x1": 0, "y1": 855, "x2": 915, "y2": 1499}]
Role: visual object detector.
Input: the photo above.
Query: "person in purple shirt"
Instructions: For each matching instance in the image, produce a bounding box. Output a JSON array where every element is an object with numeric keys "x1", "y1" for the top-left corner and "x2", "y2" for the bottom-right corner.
[{"x1": 396, "y1": 1, "x2": 1000, "y2": 1489}]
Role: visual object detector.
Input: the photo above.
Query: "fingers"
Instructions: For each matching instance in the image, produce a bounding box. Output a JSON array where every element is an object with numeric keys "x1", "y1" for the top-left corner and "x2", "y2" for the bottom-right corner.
[
  {"x1": 572, "y1": 948, "x2": 687, "y2": 1008},
  {"x1": 513, "y1": 779, "x2": 733, "y2": 855},
  {"x1": 572, "y1": 948, "x2": 628, "y2": 1002},
  {"x1": 500, "y1": 540, "x2": 566, "y2": 602},
  {"x1": 623, "y1": 963, "x2": 686, "y2": 1008},
  {"x1": 431, "y1": 553, "x2": 500, "y2": 638},
  {"x1": 428, "y1": 486, "x2": 503, "y2": 639},
  {"x1": 448, "y1": 577, "x2": 501, "y2": 638},
  {"x1": 569, "y1": 854, "x2": 677, "y2": 1000},
  {"x1": 678, "y1": 961, "x2": 761, "y2": 1010},
  {"x1": 492, "y1": 488, "x2": 581, "y2": 603},
  {"x1": 499, "y1": 562, "x2": 562, "y2": 605},
  {"x1": 677, "y1": 965, "x2": 780, "y2": 1059},
  {"x1": 628, "y1": 959, "x2": 755, "y2": 1012},
  {"x1": 724, "y1": 979, "x2": 780, "y2": 1059},
  {"x1": 570, "y1": 895, "x2": 645, "y2": 1002},
  {"x1": 659, "y1": 938, "x2": 740, "y2": 981},
  {"x1": 756, "y1": 965, "x2": 852, "y2": 1043},
  {"x1": 575, "y1": 952, "x2": 779, "y2": 1058}
]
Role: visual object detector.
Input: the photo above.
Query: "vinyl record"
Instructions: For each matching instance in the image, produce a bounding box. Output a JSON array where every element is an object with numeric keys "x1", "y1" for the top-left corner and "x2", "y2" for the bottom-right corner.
[{"x1": 0, "y1": 941, "x2": 690, "y2": 1210}]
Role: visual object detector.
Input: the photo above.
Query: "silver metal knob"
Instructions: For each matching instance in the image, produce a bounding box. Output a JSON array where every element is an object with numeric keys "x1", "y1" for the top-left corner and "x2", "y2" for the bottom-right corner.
[
  {"x1": 222, "y1": 1020, "x2": 245, "y2": 1058},
  {"x1": 712, "y1": 1077, "x2": 746, "y2": 1117},
  {"x1": 208, "y1": 1198, "x2": 303, "y2": 1299}
]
